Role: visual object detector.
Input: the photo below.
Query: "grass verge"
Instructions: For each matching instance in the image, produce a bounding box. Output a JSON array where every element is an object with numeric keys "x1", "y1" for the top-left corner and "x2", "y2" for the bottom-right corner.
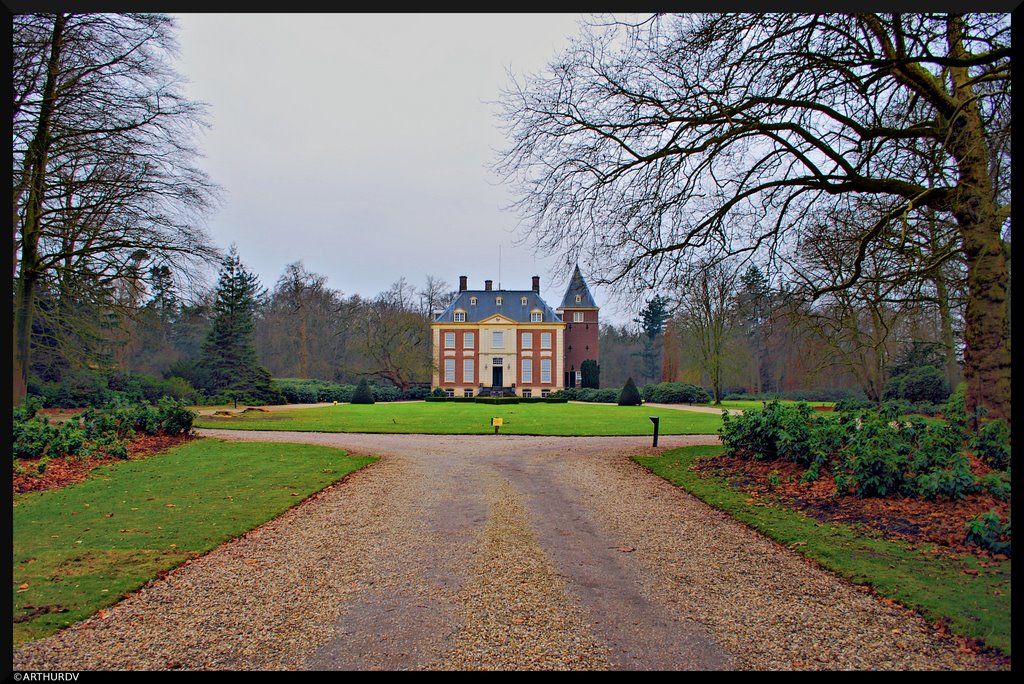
[
  {"x1": 633, "y1": 445, "x2": 1011, "y2": 656},
  {"x1": 13, "y1": 438, "x2": 377, "y2": 646},
  {"x1": 193, "y1": 401, "x2": 723, "y2": 435}
]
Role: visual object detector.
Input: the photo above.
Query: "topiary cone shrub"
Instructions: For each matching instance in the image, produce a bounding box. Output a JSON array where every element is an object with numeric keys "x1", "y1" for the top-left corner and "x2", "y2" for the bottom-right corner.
[
  {"x1": 351, "y1": 378, "x2": 375, "y2": 405},
  {"x1": 618, "y1": 377, "x2": 642, "y2": 406}
]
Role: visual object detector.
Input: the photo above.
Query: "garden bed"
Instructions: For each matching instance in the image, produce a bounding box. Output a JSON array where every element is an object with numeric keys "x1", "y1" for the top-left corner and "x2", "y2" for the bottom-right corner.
[
  {"x1": 13, "y1": 434, "x2": 195, "y2": 495},
  {"x1": 691, "y1": 451, "x2": 1009, "y2": 557}
]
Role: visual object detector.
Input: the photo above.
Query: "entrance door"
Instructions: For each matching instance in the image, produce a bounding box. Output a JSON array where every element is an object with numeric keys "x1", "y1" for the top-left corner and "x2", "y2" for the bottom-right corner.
[{"x1": 492, "y1": 365, "x2": 503, "y2": 387}]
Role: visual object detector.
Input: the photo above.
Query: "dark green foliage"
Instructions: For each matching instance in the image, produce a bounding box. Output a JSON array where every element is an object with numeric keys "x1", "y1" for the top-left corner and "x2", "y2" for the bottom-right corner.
[
  {"x1": 642, "y1": 382, "x2": 711, "y2": 404},
  {"x1": 474, "y1": 396, "x2": 520, "y2": 405},
  {"x1": 550, "y1": 387, "x2": 619, "y2": 403},
  {"x1": 884, "y1": 365, "x2": 950, "y2": 404},
  {"x1": 718, "y1": 400, "x2": 821, "y2": 466},
  {"x1": 351, "y1": 378, "x2": 375, "y2": 404},
  {"x1": 977, "y1": 472, "x2": 1011, "y2": 502},
  {"x1": 725, "y1": 388, "x2": 866, "y2": 402},
  {"x1": 581, "y1": 359, "x2": 600, "y2": 389},
  {"x1": 834, "y1": 397, "x2": 875, "y2": 413},
  {"x1": 13, "y1": 399, "x2": 193, "y2": 464},
  {"x1": 965, "y1": 510, "x2": 1011, "y2": 555},
  {"x1": 424, "y1": 396, "x2": 477, "y2": 402},
  {"x1": 842, "y1": 414, "x2": 910, "y2": 497},
  {"x1": 971, "y1": 419, "x2": 1011, "y2": 471},
  {"x1": 618, "y1": 377, "x2": 642, "y2": 406},
  {"x1": 944, "y1": 383, "x2": 969, "y2": 438},
  {"x1": 29, "y1": 369, "x2": 199, "y2": 408},
  {"x1": 195, "y1": 247, "x2": 280, "y2": 404},
  {"x1": 430, "y1": 387, "x2": 448, "y2": 398},
  {"x1": 371, "y1": 384, "x2": 401, "y2": 402}
]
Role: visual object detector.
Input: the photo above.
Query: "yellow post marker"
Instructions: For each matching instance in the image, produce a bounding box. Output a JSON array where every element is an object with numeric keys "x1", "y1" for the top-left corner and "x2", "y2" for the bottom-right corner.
[{"x1": 492, "y1": 417, "x2": 503, "y2": 434}]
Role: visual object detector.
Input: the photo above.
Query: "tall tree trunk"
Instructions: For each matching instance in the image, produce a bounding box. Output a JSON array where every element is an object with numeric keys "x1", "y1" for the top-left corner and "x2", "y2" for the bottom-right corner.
[{"x1": 14, "y1": 14, "x2": 66, "y2": 405}]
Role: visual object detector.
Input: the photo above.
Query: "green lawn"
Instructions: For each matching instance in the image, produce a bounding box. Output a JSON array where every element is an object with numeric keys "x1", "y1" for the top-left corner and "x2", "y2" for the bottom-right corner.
[
  {"x1": 193, "y1": 401, "x2": 724, "y2": 435},
  {"x1": 13, "y1": 438, "x2": 377, "y2": 645},
  {"x1": 634, "y1": 446, "x2": 1011, "y2": 655}
]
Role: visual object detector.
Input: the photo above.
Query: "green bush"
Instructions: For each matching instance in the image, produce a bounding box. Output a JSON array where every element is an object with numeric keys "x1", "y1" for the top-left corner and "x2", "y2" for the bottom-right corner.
[
  {"x1": 618, "y1": 378, "x2": 642, "y2": 406},
  {"x1": 371, "y1": 384, "x2": 401, "y2": 402},
  {"x1": 884, "y1": 365, "x2": 950, "y2": 404},
  {"x1": 719, "y1": 400, "x2": 820, "y2": 465},
  {"x1": 976, "y1": 472, "x2": 1011, "y2": 501},
  {"x1": 474, "y1": 396, "x2": 520, "y2": 405},
  {"x1": 842, "y1": 413, "x2": 911, "y2": 497},
  {"x1": 351, "y1": 378, "x2": 375, "y2": 404},
  {"x1": 430, "y1": 387, "x2": 448, "y2": 398},
  {"x1": 641, "y1": 382, "x2": 711, "y2": 404},
  {"x1": 971, "y1": 419, "x2": 1011, "y2": 471},
  {"x1": 965, "y1": 510, "x2": 1011, "y2": 555}
]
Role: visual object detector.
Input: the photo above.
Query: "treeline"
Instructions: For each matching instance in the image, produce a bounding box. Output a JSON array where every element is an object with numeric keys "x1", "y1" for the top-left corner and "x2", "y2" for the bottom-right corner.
[{"x1": 603, "y1": 255, "x2": 970, "y2": 408}]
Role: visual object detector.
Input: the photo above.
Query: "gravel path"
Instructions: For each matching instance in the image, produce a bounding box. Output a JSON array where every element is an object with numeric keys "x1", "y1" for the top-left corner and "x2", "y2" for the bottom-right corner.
[{"x1": 13, "y1": 430, "x2": 1004, "y2": 671}]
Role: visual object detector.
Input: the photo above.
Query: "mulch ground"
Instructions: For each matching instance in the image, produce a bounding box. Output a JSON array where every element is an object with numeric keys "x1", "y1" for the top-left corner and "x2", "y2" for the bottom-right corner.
[
  {"x1": 691, "y1": 452, "x2": 1009, "y2": 557},
  {"x1": 13, "y1": 434, "x2": 195, "y2": 495}
]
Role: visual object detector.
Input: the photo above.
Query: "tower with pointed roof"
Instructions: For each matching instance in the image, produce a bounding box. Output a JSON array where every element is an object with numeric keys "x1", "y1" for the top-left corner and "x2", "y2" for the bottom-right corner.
[{"x1": 557, "y1": 265, "x2": 600, "y2": 389}]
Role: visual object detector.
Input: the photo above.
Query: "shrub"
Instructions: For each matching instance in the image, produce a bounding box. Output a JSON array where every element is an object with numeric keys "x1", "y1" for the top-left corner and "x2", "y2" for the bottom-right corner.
[
  {"x1": 641, "y1": 382, "x2": 710, "y2": 404},
  {"x1": 400, "y1": 386, "x2": 431, "y2": 400},
  {"x1": 976, "y1": 472, "x2": 1011, "y2": 501},
  {"x1": 351, "y1": 378, "x2": 375, "y2": 404},
  {"x1": 971, "y1": 419, "x2": 1011, "y2": 471},
  {"x1": 884, "y1": 365, "x2": 950, "y2": 404},
  {"x1": 371, "y1": 384, "x2": 401, "y2": 402},
  {"x1": 618, "y1": 378, "x2": 642, "y2": 406},
  {"x1": 965, "y1": 510, "x2": 1011, "y2": 555},
  {"x1": 475, "y1": 396, "x2": 520, "y2": 405},
  {"x1": 834, "y1": 397, "x2": 874, "y2": 413},
  {"x1": 719, "y1": 400, "x2": 820, "y2": 466},
  {"x1": 842, "y1": 413, "x2": 911, "y2": 497},
  {"x1": 430, "y1": 387, "x2": 448, "y2": 398},
  {"x1": 580, "y1": 359, "x2": 600, "y2": 389}
]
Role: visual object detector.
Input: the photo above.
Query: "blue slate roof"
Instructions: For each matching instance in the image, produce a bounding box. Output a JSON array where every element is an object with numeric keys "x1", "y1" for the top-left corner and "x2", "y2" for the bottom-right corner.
[
  {"x1": 559, "y1": 265, "x2": 598, "y2": 309},
  {"x1": 435, "y1": 289, "x2": 562, "y2": 324}
]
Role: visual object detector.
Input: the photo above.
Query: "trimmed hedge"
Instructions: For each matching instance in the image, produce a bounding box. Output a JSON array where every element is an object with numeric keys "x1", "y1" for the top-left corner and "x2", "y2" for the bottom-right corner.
[{"x1": 642, "y1": 382, "x2": 711, "y2": 404}]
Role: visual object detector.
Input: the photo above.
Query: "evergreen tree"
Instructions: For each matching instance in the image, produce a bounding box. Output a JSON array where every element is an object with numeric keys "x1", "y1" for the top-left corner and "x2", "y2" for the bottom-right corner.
[
  {"x1": 197, "y1": 247, "x2": 280, "y2": 403},
  {"x1": 634, "y1": 296, "x2": 670, "y2": 384},
  {"x1": 618, "y1": 377, "x2": 642, "y2": 406},
  {"x1": 351, "y1": 377, "x2": 375, "y2": 404},
  {"x1": 581, "y1": 359, "x2": 600, "y2": 389}
]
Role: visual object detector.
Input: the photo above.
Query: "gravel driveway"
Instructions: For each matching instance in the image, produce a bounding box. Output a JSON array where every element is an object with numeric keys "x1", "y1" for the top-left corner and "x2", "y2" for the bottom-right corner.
[{"x1": 12, "y1": 431, "x2": 1004, "y2": 670}]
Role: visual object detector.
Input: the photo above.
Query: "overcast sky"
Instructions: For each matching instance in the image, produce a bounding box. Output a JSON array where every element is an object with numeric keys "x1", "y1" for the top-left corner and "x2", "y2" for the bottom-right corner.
[{"x1": 173, "y1": 13, "x2": 632, "y2": 323}]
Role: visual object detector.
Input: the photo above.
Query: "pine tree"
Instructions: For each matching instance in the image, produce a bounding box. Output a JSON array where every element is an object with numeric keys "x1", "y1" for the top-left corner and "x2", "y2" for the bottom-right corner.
[{"x1": 197, "y1": 246, "x2": 280, "y2": 403}]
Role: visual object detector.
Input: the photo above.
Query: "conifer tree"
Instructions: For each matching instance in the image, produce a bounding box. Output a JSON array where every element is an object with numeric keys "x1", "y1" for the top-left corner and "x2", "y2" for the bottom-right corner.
[
  {"x1": 197, "y1": 246, "x2": 280, "y2": 403},
  {"x1": 351, "y1": 377, "x2": 375, "y2": 404},
  {"x1": 618, "y1": 377, "x2": 642, "y2": 406}
]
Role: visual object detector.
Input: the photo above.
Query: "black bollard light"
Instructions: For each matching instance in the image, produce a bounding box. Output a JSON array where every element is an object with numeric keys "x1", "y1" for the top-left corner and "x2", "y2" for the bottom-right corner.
[{"x1": 649, "y1": 416, "x2": 660, "y2": 447}]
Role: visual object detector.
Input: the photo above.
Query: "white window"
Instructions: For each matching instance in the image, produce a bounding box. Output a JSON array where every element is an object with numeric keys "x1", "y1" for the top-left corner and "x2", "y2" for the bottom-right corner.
[
  {"x1": 573, "y1": 311, "x2": 584, "y2": 322},
  {"x1": 463, "y1": 332, "x2": 475, "y2": 348},
  {"x1": 444, "y1": 358, "x2": 455, "y2": 383},
  {"x1": 522, "y1": 332, "x2": 533, "y2": 349},
  {"x1": 531, "y1": 312, "x2": 542, "y2": 322},
  {"x1": 445, "y1": 388, "x2": 455, "y2": 398},
  {"x1": 575, "y1": 371, "x2": 582, "y2": 386},
  {"x1": 541, "y1": 389, "x2": 550, "y2": 397},
  {"x1": 470, "y1": 297, "x2": 477, "y2": 305},
  {"x1": 575, "y1": 294, "x2": 582, "y2": 303},
  {"x1": 444, "y1": 332, "x2": 455, "y2": 348},
  {"x1": 541, "y1": 332, "x2": 552, "y2": 349},
  {"x1": 541, "y1": 358, "x2": 551, "y2": 383},
  {"x1": 463, "y1": 358, "x2": 474, "y2": 383},
  {"x1": 522, "y1": 389, "x2": 532, "y2": 398},
  {"x1": 454, "y1": 311, "x2": 466, "y2": 322},
  {"x1": 521, "y1": 358, "x2": 533, "y2": 383},
  {"x1": 492, "y1": 331, "x2": 504, "y2": 348},
  {"x1": 521, "y1": 297, "x2": 528, "y2": 306},
  {"x1": 464, "y1": 389, "x2": 474, "y2": 397},
  {"x1": 496, "y1": 296, "x2": 503, "y2": 306}
]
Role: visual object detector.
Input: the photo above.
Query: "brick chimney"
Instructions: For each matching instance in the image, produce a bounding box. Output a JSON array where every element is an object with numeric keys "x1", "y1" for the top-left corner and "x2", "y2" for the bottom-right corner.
[
  {"x1": 485, "y1": 280, "x2": 493, "y2": 291},
  {"x1": 532, "y1": 275, "x2": 540, "y2": 294},
  {"x1": 459, "y1": 275, "x2": 468, "y2": 292}
]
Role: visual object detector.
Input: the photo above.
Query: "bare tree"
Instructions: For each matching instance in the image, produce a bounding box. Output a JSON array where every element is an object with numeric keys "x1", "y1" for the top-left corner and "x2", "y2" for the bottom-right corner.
[
  {"x1": 496, "y1": 13, "x2": 1011, "y2": 427},
  {"x1": 13, "y1": 13, "x2": 220, "y2": 402},
  {"x1": 674, "y1": 259, "x2": 738, "y2": 405}
]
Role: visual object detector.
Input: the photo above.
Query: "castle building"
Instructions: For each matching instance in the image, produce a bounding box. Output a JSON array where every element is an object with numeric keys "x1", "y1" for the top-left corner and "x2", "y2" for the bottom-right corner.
[{"x1": 431, "y1": 266, "x2": 599, "y2": 397}]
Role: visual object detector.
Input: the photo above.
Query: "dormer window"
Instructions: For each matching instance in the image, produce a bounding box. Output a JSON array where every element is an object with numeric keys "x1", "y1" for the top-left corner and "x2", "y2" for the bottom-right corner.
[
  {"x1": 470, "y1": 297, "x2": 477, "y2": 305},
  {"x1": 496, "y1": 296, "x2": 503, "y2": 306},
  {"x1": 530, "y1": 310, "x2": 543, "y2": 322},
  {"x1": 521, "y1": 297, "x2": 528, "y2": 306},
  {"x1": 454, "y1": 310, "x2": 466, "y2": 322},
  {"x1": 575, "y1": 294, "x2": 582, "y2": 303}
]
